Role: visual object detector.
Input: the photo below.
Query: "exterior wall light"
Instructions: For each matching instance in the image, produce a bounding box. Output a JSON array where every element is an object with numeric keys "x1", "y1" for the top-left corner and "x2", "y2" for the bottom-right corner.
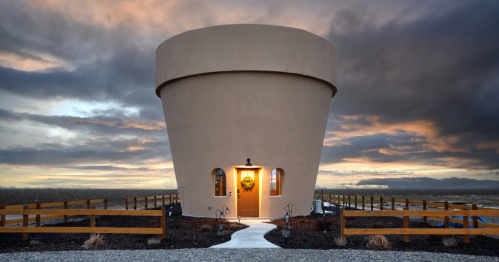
[{"x1": 245, "y1": 158, "x2": 252, "y2": 167}]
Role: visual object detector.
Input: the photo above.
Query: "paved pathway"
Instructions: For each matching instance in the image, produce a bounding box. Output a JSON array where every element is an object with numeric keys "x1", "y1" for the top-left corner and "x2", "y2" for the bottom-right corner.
[{"x1": 211, "y1": 220, "x2": 280, "y2": 248}]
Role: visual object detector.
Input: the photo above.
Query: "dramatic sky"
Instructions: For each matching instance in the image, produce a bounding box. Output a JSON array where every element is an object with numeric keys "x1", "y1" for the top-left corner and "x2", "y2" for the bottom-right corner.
[{"x1": 1, "y1": 0, "x2": 498, "y2": 189}]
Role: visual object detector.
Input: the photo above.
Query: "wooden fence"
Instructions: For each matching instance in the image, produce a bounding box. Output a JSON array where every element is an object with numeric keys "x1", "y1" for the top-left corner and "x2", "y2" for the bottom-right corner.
[
  {"x1": 0, "y1": 206, "x2": 165, "y2": 241},
  {"x1": 0, "y1": 199, "x2": 107, "y2": 226},
  {"x1": 125, "y1": 194, "x2": 179, "y2": 210},
  {"x1": 340, "y1": 208, "x2": 499, "y2": 243}
]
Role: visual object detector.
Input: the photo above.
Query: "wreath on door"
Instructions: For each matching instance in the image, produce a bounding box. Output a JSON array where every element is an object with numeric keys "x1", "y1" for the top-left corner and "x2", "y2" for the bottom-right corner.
[{"x1": 241, "y1": 176, "x2": 255, "y2": 190}]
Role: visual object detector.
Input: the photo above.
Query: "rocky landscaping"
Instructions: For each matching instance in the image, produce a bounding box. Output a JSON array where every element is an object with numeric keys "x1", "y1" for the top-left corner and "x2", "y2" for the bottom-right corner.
[
  {"x1": 0, "y1": 204, "x2": 247, "y2": 253},
  {"x1": 264, "y1": 205, "x2": 499, "y2": 257}
]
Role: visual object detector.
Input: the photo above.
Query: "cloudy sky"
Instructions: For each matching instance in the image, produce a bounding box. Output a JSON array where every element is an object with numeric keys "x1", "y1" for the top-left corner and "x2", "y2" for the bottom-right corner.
[{"x1": 0, "y1": 0, "x2": 498, "y2": 189}]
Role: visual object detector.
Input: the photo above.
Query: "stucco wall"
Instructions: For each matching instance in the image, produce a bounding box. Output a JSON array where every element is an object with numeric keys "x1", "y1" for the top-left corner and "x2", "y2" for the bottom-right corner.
[{"x1": 156, "y1": 24, "x2": 337, "y2": 218}]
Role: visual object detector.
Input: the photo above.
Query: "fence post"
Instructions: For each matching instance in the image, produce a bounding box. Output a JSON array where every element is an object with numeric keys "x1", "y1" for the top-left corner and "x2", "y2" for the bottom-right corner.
[
  {"x1": 145, "y1": 197, "x2": 148, "y2": 210},
  {"x1": 403, "y1": 207, "x2": 409, "y2": 243},
  {"x1": 170, "y1": 195, "x2": 172, "y2": 205},
  {"x1": 36, "y1": 201, "x2": 41, "y2": 227},
  {"x1": 125, "y1": 198, "x2": 129, "y2": 210},
  {"x1": 104, "y1": 198, "x2": 108, "y2": 210},
  {"x1": 163, "y1": 195, "x2": 165, "y2": 206},
  {"x1": 176, "y1": 194, "x2": 178, "y2": 204},
  {"x1": 64, "y1": 201, "x2": 68, "y2": 222},
  {"x1": 343, "y1": 195, "x2": 345, "y2": 207},
  {"x1": 348, "y1": 195, "x2": 351, "y2": 208},
  {"x1": 329, "y1": 194, "x2": 332, "y2": 203},
  {"x1": 380, "y1": 196, "x2": 383, "y2": 211},
  {"x1": 134, "y1": 197, "x2": 137, "y2": 210},
  {"x1": 161, "y1": 207, "x2": 166, "y2": 240},
  {"x1": 362, "y1": 196, "x2": 365, "y2": 210},
  {"x1": 154, "y1": 196, "x2": 157, "y2": 209},
  {"x1": 90, "y1": 206, "x2": 96, "y2": 238},
  {"x1": 354, "y1": 195, "x2": 357, "y2": 210},
  {"x1": 0, "y1": 203, "x2": 5, "y2": 227},
  {"x1": 444, "y1": 201, "x2": 449, "y2": 228},
  {"x1": 86, "y1": 199, "x2": 91, "y2": 219},
  {"x1": 391, "y1": 197, "x2": 395, "y2": 210},
  {"x1": 472, "y1": 204, "x2": 478, "y2": 229},
  {"x1": 405, "y1": 199, "x2": 409, "y2": 209},
  {"x1": 23, "y1": 206, "x2": 29, "y2": 241},
  {"x1": 463, "y1": 207, "x2": 469, "y2": 243},
  {"x1": 423, "y1": 200, "x2": 427, "y2": 223},
  {"x1": 370, "y1": 196, "x2": 373, "y2": 210},
  {"x1": 340, "y1": 209, "x2": 345, "y2": 241}
]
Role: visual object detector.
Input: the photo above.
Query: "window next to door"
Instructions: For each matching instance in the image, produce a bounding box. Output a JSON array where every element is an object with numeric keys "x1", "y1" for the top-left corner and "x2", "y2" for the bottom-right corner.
[
  {"x1": 270, "y1": 168, "x2": 283, "y2": 196},
  {"x1": 214, "y1": 168, "x2": 226, "y2": 196}
]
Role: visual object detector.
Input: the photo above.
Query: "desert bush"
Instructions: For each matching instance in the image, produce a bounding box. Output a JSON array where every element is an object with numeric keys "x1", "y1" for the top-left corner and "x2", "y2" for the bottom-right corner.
[
  {"x1": 366, "y1": 235, "x2": 392, "y2": 249},
  {"x1": 442, "y1": 237, "x2": 459, "y2": 247},
  {"x1": 334, "y1": 237, "x2": 347, "y2": 247},
  {"x1": 200, "y1": 224, "x2": 212, "y2": 232},
  {"x1": 147, "y1": 236, "x2": 161, "y2": 246},
  {"x1": 372, "y1": 222, "x2": 384, "y2": 228},
  {"x1": 82, "y1": 234, "x2": 105, "y2": 249},
  {"x1": 427, "y1": 234, "x2": 444, "y2": 241}
]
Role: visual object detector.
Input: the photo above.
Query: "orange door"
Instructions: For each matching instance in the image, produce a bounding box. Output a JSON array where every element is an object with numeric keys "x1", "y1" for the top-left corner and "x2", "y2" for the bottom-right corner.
[{"x1": 237, "y1": 168, "x2": 259, "y2": 217}]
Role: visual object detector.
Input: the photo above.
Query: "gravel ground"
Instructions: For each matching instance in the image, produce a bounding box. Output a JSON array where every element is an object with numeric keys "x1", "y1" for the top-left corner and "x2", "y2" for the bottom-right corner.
[{"x1": 0, "y1": 249, "x2": 497, "y2": 261}]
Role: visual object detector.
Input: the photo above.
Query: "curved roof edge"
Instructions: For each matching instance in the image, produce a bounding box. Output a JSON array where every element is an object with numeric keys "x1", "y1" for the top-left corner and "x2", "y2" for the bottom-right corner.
[{"x1": 155, "y1": 24, "x2": 337, "y2": 97}]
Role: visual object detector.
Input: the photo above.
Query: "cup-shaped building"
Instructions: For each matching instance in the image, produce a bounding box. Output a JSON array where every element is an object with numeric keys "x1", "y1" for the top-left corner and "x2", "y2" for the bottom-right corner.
[{"x1": 156, "y1": 24, "x2": 337, "y2": 218}]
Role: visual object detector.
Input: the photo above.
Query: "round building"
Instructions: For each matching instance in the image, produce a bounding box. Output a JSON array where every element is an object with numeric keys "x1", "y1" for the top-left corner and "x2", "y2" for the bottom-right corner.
[{"x1": 155, "y1": 24, "x2": 337, "y2": 218}]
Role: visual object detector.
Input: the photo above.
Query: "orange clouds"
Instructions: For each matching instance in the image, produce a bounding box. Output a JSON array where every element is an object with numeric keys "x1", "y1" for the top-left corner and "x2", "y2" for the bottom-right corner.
[
  {"x1": 66, "y1": 117, "x2": 165, "y2": 130},
  {"x1": 325, "y1": 114, "x2": 467, "y2": 153}
]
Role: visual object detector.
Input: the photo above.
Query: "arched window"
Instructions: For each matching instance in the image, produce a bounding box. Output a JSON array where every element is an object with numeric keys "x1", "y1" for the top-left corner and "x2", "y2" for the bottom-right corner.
[
  {"x1": 214, "y1": 168, "x2": 226, "y2": 196},
  {"x1": 270, "y1": 168, "x2": 283, "y2": 196}
]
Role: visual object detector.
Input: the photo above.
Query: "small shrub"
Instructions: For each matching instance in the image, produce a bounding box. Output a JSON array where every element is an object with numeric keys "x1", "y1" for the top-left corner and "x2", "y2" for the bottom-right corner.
[
  {"x1": 366, "y1": 235, "x2": 392, "y2": 249},
  {"x1": 334, "y1": 237, "x2": 347, "y2": 247},
  {"x1": 427, "y1": 234, "x2": 444, "y2": 241},
  {"x1": 442, "y1": 237, "x2": 459, "y2": 247},
  {"x1": 200, "y1": 224, "x2": 211, "y2": 232},
  {"x1": 147, "y1": 236, "x2": 161, "y2": 246},
  {"x1": 82, "y1": 234, "x2": 105, "y2": 249},
  {"x1": 372, "y1": 222, "x2": 384, "y2": 228}
]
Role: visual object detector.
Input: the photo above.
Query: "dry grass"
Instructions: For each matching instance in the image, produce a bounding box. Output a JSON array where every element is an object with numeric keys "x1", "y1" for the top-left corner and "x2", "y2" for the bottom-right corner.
[
  {"x1": 200, "y1": 224, "x2": 212, "y2": 232},
  {"x1": 147, "y1": 236, "x2": 162, "y2": 246},
  {"x1": 366, "y1": 235, "x2": 392, "y2": 249},
  {"x1": 334, "y1": 237, "x2": 347, "y2": 247},
  {"x1": 442, "y1": 237, "x2": 459, "y2": 247},
  {"x1": 82, "y1": 234, "x2": 105, "y2": 249},
  {"x1": 372, "y1": 222, "x2": 384, "y2": 228}
]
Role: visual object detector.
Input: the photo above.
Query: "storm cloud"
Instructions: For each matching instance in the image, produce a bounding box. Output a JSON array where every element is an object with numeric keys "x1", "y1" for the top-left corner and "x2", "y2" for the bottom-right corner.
[{"x1": 0, "y1": 0, "x2": 497, "y2": 188}]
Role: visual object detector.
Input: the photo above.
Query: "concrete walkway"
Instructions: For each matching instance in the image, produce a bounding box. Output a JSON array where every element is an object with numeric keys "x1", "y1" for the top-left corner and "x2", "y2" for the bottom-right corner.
[{"x1": 210, "y1": 220, "x2": 280, "y2": 248}]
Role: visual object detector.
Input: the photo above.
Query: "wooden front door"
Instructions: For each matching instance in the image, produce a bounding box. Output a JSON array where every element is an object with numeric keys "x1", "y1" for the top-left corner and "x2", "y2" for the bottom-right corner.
[{"x1": 237, "y1": 168, "x2": 259, "y2": 217}]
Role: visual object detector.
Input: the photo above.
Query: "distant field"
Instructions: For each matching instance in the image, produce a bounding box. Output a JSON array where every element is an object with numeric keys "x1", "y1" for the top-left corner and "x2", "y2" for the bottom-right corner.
[
  {"x1": 0, "y1": 188, "x2": 178, "y2": 208},
  {"x1": 314, "y1": 188, "x2": 499, "y2": 207}
]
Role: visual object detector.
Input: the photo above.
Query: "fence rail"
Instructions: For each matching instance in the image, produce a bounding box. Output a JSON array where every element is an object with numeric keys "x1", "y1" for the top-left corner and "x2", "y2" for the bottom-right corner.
[
  {"x1": 340, "y1": 208, "x2": 499, "y2": 244},
  {"x1": 125, "y1": 194, "x2": 179, "y2": 210},
  {"x1": 0, "y1": 206, "x2": 165, "y2": 241},
  {"x1": 0, "y1": 199, "x2": 107, "y2": 226}
]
